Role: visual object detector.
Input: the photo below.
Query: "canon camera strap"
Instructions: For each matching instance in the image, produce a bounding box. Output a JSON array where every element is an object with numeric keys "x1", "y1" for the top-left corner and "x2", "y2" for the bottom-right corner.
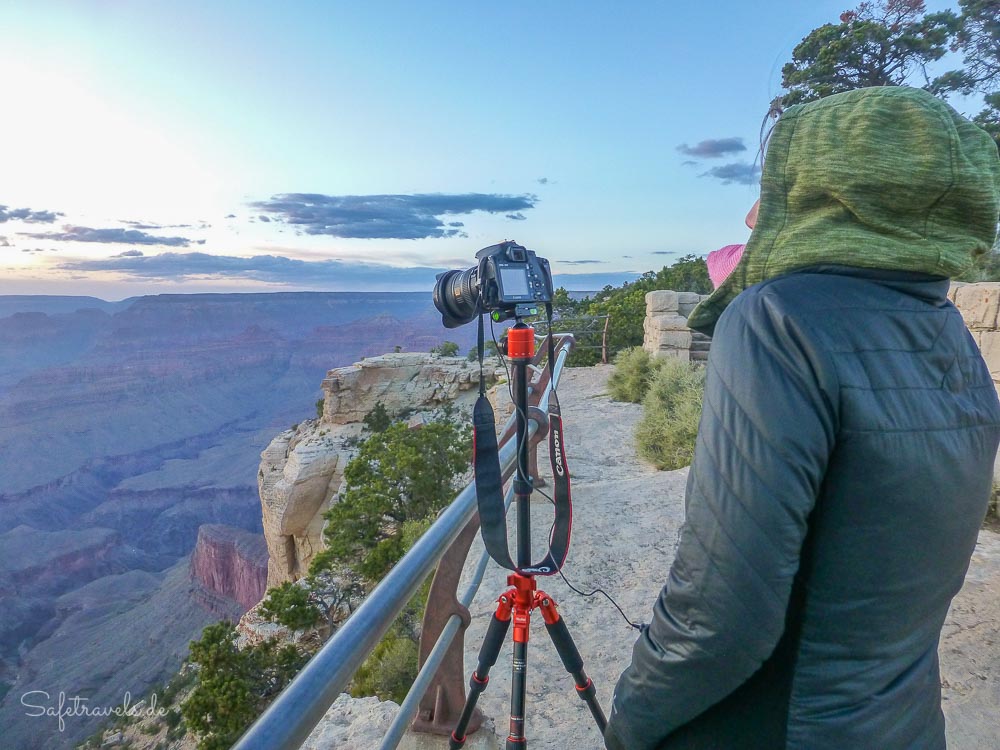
[{"x1": 472, "y1": 306, "x2": 572, "y2": 576}]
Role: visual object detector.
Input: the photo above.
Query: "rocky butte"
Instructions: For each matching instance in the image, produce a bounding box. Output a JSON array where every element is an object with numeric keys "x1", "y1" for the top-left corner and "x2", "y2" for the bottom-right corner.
[{"x1": 257, "y1": 351, "x2": 499, "y2": 586}]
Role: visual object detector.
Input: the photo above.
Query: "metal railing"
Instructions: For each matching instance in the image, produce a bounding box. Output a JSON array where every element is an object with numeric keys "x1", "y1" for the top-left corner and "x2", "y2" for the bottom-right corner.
[{"x1": 233, "y1": 333, "x2": 574, "y2": 750}]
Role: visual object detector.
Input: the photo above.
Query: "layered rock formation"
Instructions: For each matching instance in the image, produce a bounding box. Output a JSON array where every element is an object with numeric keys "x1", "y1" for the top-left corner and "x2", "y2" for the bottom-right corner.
[
  {"x1": 259, "y1": 353, "x2": 497, "y2": 585},
  {"x1": 0, "y1": 292, "x2": 477, "y2": 750},
  {"x1": 190, "y1": 524, "x2": 269, "y2": 613}
]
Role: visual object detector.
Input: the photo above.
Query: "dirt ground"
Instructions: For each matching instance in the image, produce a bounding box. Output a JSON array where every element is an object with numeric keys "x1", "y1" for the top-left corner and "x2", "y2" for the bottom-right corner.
[{"x1": 458, "y1": 365, "x2": 1000, "y2": 749}]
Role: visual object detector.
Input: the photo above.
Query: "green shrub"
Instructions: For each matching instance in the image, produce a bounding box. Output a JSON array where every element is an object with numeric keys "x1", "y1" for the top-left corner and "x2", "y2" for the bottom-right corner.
[
  {"x1": 181, "y1": 623, "x2": 307, "y2": 750},
  {"x1": 431, "y1": 341, "x2": 459, "y2": 357},
  {"x1": 260, "y1": 581, "x2": 323, "y2": 631},
  {"x1": 608, "y1": 347, "x2": 663, "y2": 403},
  {"x1": 637, "y1": 359, "x2": 705, "y2": 470},
  {"x1": 350, "y1": 628, "x2": 420, "y2": 703}
]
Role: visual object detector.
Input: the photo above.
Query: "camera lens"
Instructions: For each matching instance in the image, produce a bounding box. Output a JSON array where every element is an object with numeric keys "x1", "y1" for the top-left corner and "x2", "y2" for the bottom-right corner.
[{"x1": 433, "y1": 267, "x2": 480, "y2": 328}]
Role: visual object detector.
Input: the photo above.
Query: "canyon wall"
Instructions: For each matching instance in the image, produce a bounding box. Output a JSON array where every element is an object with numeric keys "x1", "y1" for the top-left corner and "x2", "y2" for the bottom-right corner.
[{"x1": 190, "y1": 524, "x2": 269, "y2": 613}]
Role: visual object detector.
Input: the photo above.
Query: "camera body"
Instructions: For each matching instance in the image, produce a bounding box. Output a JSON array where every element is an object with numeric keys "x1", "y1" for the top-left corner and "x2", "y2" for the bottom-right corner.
[{"x1": 434, "y1": 240, "x2": 553, "y2": 329}]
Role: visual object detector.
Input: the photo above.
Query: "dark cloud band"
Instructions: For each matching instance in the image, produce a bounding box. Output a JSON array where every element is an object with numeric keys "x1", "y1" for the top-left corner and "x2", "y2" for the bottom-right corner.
[
  {"x1": 0, "y1": 205, "x2": 63, "y2": 224},
  {"x1": 20, "y1": 225, "x2": 196, "y2": 246},
  {"x1": 250, "y1": 192, "x2": 538, "y2": 240},
  {"x1": 698, "y1": 162, "x2": 762, "y2": 186},
  {"x1": 677, "y1": 138, "x2": 747, "y2": 159}
]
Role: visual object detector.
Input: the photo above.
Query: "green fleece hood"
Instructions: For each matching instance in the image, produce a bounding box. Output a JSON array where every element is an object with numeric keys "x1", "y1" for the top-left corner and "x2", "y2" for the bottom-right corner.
[{"x1": 687, "y1": 86, "x2": 1000, "y2": 335}]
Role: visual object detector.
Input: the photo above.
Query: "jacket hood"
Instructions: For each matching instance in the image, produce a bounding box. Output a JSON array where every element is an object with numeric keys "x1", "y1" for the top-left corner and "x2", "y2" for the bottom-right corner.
[{"x1": 687, "y1": 86, "x2": 1000, "y2": 335}]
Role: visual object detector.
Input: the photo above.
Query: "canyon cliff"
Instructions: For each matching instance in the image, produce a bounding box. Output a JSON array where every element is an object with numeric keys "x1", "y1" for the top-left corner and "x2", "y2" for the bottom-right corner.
[
  {"x1": 190, "y1": 524, "x2": 269, "y2": 614},
  {"x1": 258, "y1": 352, "x2": 499, "y2": 585},
  {"x1": 0, "y1": 291, "x2": 475, "y2": 750}
]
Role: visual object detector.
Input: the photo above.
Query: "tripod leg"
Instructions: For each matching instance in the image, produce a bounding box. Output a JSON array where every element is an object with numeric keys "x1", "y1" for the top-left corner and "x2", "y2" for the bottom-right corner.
[
  {"x1": 450, "y1": 598, "x2": 513, "y2": 749},
  {"x1": 506, "y1": 639, "x2": 528, "y2": 749},
  {"x1": 538, "y1": 594, "x2": 607, "y2": 734}
]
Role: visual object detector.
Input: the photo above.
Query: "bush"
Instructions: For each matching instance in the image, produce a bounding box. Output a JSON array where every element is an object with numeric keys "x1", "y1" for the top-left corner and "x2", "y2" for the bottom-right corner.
[
  {"x1": 181, "y1": 623, "x2": 307, "y2": 750},
  {"x1": 260, "y1": 581, "x2": 323, "y2": 630},
  {"x1": 636, "y1": 359, "x2": 705, "y2": 470},
  {"x1": 350, "y1": 628, "x2": 420, "y2": 703},
  {"x1": 319, "y1": 419, "x2": 471, "y2": 581},
  {"x1": 431, "y1": 341, "x2": 459, "y2": 357},
  {"x1": 608, "y1": 347, "x2": 663, "y2": 403}
]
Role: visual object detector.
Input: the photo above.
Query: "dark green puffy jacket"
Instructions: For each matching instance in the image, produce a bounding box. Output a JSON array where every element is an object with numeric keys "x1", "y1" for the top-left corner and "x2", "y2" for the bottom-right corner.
[{"x1": 606, "y1": 87, "x2": 1000, "y2": 750}]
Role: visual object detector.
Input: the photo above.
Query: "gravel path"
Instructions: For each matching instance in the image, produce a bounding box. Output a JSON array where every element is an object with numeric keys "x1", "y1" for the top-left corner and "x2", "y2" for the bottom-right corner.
[{"x1": 457, "y1": 364, "x2": 1000, "y2": 749}]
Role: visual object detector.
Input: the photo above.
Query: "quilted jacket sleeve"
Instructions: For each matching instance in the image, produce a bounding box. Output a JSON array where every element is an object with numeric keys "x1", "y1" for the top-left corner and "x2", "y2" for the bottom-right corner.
[{"x1": 605, "y1": 288, "x2": 838, "y2": 750}]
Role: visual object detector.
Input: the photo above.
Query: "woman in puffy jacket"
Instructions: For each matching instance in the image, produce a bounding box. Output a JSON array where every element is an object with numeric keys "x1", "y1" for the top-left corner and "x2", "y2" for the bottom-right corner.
[{"x1": 605, "y1": 86, "x2": 1000, "y2": 750}]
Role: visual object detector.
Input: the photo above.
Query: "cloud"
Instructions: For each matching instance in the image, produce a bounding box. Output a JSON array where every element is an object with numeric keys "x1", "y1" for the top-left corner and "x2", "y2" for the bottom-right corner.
[
  {"x1": 505, "y1": 212, "x2": 527, "y2": 221},
  {"x1": 552, "y1": 272, "x2": 642, "y2": 290},
  {"x1": 559, "y1": 259, "x2": 603, "y2": 265},
  {"x1": 250, "y1": 192, "x2": 539, "y2": 240},
  {"x1": 56, "y1": 251, "x2": 453, "y2": 288},
  {"x1": 699, "y1": 162, "x2": 762, "y2": 186},
  {"x1": 20, "y1": 225, "x2": 196, "y2": 246},
  {"x1": 225, "y1": 213, "x2": 236, "y2": 219},
  {"x1": 677, "y1": 137, "x2": 747, "y2": 159},
  {"x1": 652, "y1": 251, "x2": 677, "y2": 255},
  {"x1": 536, "y1": 177, "x2": 550, "y2": 185},
  {"x1": 0, "y1": 205, "x2": 63, "y2": 223},
  {"x1": 121, "y1": 220, "x2": 193, "y2": 230},
  {"x1": 258, "y1": 215, "x2": 271, "y2": 222},
  {"x1": 0, "y1": 236, "x2": 9, "y2": 247}
]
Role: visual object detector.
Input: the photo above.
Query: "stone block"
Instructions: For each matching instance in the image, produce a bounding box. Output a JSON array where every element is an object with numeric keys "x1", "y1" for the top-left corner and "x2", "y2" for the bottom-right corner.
[
  {"x1": 646, "y1": 290, "x2": 679, "y2": 314},
  {"x1": 677, "y1": 292, "x2": 705, "y2": 317},
  {"x1": 954, "y1": 283, "x2": 1000, "y2": 330},
  {"x1": 653, "y1": 348, "x2": 691, "y2": 362},
  {"x1": 647, "y1": 312, "x2": 690, "y2": 331},
  {"x1": 650, "y1": 329, "x2": 693, "y2": 350},
  {"x1": 976, "y1": 331, "x2": 1000, "y2": 383}
]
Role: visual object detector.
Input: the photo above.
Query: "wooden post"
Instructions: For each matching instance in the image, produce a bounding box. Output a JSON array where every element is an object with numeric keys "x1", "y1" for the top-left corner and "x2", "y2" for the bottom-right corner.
[{"x1": 601, "y1": 315, "x2": 610, "y2": 364}]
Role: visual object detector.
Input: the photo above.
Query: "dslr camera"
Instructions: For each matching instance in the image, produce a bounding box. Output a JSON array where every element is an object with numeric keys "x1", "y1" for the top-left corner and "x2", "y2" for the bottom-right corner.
[{"x1": 433, "y1": 240, "x2": 553, "y2": 329}]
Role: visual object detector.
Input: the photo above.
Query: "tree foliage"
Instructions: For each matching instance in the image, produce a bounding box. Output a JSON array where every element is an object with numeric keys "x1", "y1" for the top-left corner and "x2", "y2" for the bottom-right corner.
[
  {"x1": 181, "y1": 622, "x2": 307, "y2": 750},
  {"x1": 259, "y1": 581, "x2": 323, "y2": 631},
  {"x1": 550, "y1": 254, "x2": 711, "y2": 366},
  {"x1": 777, "y1": 0, "x2": 1000, "y2": 140},
  {"x1": 778, "y1": 1, "x2": 956, "y2": 108},
  {"x1": 938, "y1": 0, "x2": 1000, "y2": 138},
  {"x1": 362, "y1": 401, "x2": 392, "y2": 433},
  {"x1": 317, "y1": 418, "x2": 471, "y2": 581},
  {"x1": 431, "y1": 340, "x2": 460, "y2": 357}
]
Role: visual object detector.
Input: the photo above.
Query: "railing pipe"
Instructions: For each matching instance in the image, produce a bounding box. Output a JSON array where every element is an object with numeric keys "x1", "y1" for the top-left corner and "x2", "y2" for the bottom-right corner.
[
  {"x1": 378, "y1": 484, "x2": 513, "y2": 750},
  {"x1": 233, "y1": 333, "x2": 573, "y2": 750},
  {"x1": 232, "y1": 437, "x2": 522, "y2": 750}
]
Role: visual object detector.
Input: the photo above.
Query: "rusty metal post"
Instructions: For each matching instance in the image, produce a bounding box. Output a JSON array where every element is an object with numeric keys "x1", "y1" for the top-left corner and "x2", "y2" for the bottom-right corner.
[{"x1": 411, "y1": 515, "x2": 484, "y2": 735}]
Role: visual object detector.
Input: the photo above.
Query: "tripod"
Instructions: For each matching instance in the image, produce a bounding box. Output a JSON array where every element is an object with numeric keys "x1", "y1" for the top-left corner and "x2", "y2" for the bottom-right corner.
[{"x1": 450, "y1": 320, "x2": 606, "y2": 749}]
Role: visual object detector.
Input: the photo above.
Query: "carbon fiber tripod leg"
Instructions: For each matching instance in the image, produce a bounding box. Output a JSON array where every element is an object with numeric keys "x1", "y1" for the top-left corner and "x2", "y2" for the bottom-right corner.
[
  {"x1": 539, "y1": 594, "x2": 607, "y2": 734},
  {"x1": 450, "y1": 607, "x2": 511, "y2": 749}
]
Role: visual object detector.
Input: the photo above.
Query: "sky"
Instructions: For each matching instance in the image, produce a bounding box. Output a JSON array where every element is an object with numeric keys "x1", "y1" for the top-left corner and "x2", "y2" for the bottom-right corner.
[{"x1": 0, "y1": 0, "x2": 976, "y2": 299}]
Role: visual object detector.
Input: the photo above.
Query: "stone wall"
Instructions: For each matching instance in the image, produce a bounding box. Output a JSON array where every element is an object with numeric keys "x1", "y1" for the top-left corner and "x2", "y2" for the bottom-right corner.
[
  {"x1": 642, "y1": 290, "x2": 710, "y2": 361},
  {"x1": 644, "y1": 282, "x2": 1000, "y2": 383},
  {"x1": 951, "y1": 282, "x2": 1000, "y2": 386}
]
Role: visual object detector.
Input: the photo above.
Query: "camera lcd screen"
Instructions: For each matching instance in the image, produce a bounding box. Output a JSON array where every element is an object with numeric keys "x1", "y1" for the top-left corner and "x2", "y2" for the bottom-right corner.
[{"x1": 499, "y1": 266, "x2": 530, "y2": 297}]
